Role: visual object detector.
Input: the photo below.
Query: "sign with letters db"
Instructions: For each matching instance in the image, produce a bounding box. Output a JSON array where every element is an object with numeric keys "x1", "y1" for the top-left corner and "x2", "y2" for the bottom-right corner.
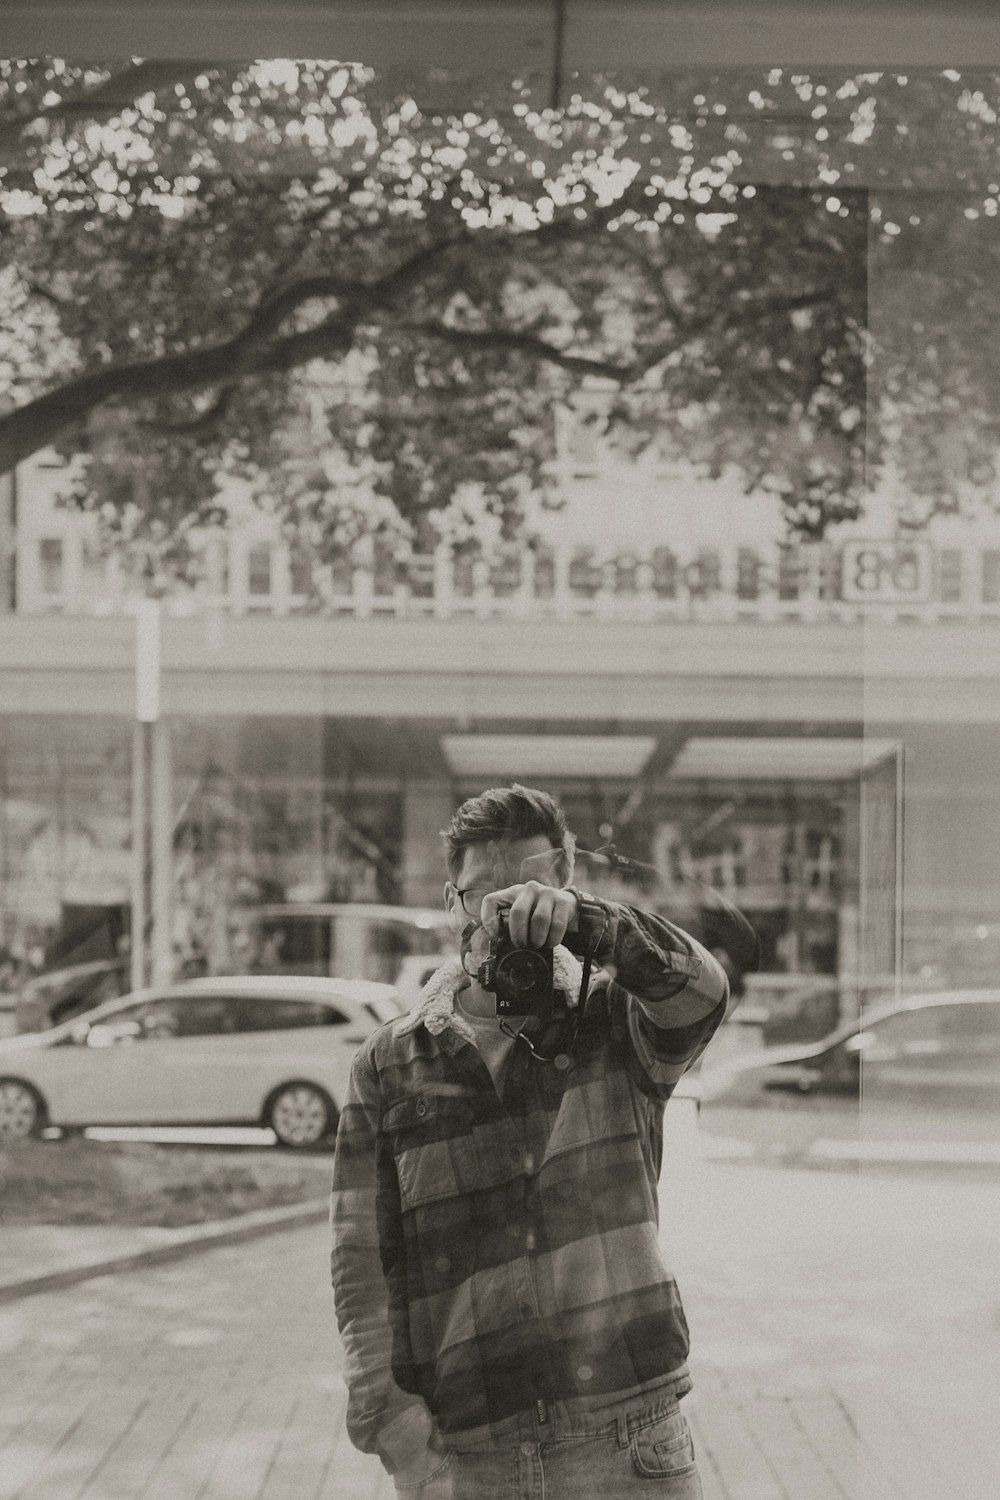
[{"x1": 840, "y1": 540, "x2": 933, "y2": 604}]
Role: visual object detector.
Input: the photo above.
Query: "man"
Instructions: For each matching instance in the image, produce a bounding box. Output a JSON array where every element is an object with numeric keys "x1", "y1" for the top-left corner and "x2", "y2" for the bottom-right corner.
[{"x1": 331, "y1": 784, "x2": 728, "y2": 1498}]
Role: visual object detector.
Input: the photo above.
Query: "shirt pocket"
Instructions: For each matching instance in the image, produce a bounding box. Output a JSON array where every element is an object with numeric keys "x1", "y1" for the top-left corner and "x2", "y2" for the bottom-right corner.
[{"x1": 382, "y1": 1090, "x2": 480, "y2": 1210}]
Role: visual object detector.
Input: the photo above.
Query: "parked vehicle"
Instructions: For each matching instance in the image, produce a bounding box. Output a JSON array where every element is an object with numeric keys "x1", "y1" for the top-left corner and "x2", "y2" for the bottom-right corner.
[
  {"x1": 0, "y1": 970, "x2": 703, "y2": 1158},
  {"x1": 0, "y1": 975, "x2": 403, "y2": 1148},
  {"x1": 12, "y1": 958, "x2": 131, "y2": 1034},
  {"x1": 701, "y1": 989, "x2": 1000, "y2": 1108}
]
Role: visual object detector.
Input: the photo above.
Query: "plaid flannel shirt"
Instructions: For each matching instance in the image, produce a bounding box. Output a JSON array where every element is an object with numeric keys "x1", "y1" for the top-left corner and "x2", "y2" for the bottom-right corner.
[{"x1": 330, "y1": 901, "x2": 728, "y2": 1473}]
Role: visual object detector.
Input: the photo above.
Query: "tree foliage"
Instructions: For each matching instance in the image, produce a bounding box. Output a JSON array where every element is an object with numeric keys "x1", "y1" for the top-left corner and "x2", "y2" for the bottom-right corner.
[{"x1": 1, "y1": 59, "x2": 999, "y2": 571}]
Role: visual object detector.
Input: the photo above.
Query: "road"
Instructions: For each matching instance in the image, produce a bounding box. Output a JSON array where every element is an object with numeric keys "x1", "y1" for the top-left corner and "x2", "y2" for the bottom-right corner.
[
  {"x1": 700, "y1": 1090, "x2": 1000, "y2": 1171},
  {"x1": 2, "y1": 1144, "x2": 999, "y2": 1500}
]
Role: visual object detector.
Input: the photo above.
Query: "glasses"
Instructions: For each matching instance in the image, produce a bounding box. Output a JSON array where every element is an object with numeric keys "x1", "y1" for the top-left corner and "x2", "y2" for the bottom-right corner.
[{"x1": 455, "y1": 887, "x2": 492, "y2": 917}]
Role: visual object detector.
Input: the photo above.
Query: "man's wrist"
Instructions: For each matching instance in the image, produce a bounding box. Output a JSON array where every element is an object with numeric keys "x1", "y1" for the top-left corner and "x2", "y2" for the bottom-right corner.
[
  {"x1": 377, "y1": 1404, "x2": 439, "y2": 1474},
  {"x1": 566, "y1": 887, "x2": 608, "y2": 953},
  {"x1": 391, "y1": 1441, "x2": 449, "y2": 1486}
]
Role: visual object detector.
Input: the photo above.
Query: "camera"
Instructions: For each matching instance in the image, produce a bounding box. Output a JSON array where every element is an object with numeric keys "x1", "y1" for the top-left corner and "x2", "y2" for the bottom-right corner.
[
  {"x1": 476, "y1": 900, "x2": 604, "y2": 1019},
  {"x1": 476, "y1": 912, "x2": 557, "y2": 1019}
]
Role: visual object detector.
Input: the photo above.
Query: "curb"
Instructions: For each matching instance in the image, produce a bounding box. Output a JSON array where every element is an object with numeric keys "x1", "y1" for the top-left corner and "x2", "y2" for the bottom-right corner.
[
  {"x1": 0, "y1": 1197, "x2": 329, "y2": 1304},
  {"x1": 700, "y1": 1137, "x2": 1000, "y2": 1170}
]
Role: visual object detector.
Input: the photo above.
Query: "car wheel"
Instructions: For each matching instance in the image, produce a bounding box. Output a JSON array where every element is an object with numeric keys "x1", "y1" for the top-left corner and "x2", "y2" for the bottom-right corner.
[
  {"x1": 0, "y1": 1078, "x2": 46, "y2": 1141},
  {"x1": 266, "y1": 1082, "x2": 337, "y2": 1149}
]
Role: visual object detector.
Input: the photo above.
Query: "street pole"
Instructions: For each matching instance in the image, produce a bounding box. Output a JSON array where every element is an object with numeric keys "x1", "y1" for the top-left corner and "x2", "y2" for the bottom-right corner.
[
  {"x1": 150, "y1": 709, "x2": 172, "y2": 985},
  {"x1": 130, "y1": 716, "x2": 148, "y2": 994},
  {"x1": 132, "y1": 598, "x2": 169, "y2": 990}
]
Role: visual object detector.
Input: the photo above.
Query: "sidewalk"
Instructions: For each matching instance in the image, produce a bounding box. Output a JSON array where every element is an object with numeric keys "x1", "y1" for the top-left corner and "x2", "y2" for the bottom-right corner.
[
  {"x1": 0, "y1": 1198, "x2": 329, "y2": 1302},
  {"x1": 664, "y1": 1154, "x2": 1000, "y2": 1500},
  {"x1": 2, "y1": 1155, "x2": 998, "y2": 1499}
]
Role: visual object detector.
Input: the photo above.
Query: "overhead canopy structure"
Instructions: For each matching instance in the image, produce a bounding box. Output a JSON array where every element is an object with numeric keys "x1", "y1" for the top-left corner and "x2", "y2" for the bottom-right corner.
[
  {"x1": 4, "y1": 0, "x2": 1000, "y2": 66},
  {"x1": 441, "y1": 733, "x2": 659, "y2": 778},
  {"x1": 667, "y1": 737, "x2": 900, "y2": 781}
]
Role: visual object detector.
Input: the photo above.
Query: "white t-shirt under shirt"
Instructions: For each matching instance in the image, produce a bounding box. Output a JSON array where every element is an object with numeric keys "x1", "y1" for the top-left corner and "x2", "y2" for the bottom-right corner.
[{"x1": 456, "y1": 991, "x2": 524, "y2": 1093}]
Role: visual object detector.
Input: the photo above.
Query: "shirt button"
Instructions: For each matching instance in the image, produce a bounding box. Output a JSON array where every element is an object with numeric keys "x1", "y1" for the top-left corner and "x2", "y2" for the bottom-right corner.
[
  {"x1": 554, "y1": 1053, "x2": 570, "y2": 1070},
  {"x1": 415, "y1": 1101, "x2": 427, "y2": 1117},
  {"x1": 520, "y1": 1442, "x2": 534, "y2": 1456}
]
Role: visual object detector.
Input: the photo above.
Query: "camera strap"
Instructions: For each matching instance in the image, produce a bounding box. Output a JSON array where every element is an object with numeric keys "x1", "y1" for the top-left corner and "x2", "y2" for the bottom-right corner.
[{"x1": 577, "y1": 949, "x2": 593, "y2": 1009}]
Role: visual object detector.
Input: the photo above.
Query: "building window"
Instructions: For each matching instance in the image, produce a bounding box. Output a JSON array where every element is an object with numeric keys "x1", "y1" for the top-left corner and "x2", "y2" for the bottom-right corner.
[
  {"x1": 203, "y1": 536, "x2": 229, "y2": 597},
  {"x1": 247, "y1": 545, "x2": 273, "y2": 599},
  {"x1": 939, "y1": 549, "x2": 963, "y2": 603},
  {"x1": 38, "y1": 537, "x2": 64, "y2": 596},
  {"x1": 289, "y1": 549, "x2": 313, "y2": 597},
  {"x1": 82, "y1": 538, "x2": 106, "y2": 596}
]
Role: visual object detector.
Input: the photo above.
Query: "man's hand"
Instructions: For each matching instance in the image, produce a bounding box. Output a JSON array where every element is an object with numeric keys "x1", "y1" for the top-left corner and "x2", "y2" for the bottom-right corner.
[
  {"x1": 481, "y1": 881, "x2": 579, "y2": 949},
  {"x1": 392, "y1": 1448, "x2": 454, "y2": 1496}
]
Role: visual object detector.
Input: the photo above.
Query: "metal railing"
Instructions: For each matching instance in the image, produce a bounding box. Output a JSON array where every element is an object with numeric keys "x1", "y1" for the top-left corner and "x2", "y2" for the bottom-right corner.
[{"x1": 19, "y1": 536, "x2": 1000, "y2": 623}]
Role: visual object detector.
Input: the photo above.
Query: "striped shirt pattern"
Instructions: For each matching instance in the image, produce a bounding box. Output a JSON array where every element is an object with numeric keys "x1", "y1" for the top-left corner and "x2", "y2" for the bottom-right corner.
[{"x1": 331, "y1": 902, "x2": 728, "y2": 1468}]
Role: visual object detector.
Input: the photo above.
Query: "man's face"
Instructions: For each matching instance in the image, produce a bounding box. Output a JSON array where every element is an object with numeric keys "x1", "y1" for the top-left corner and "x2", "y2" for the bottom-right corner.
[{"x1": 444, "y1": 834, "x2": 565, "y2": 941}]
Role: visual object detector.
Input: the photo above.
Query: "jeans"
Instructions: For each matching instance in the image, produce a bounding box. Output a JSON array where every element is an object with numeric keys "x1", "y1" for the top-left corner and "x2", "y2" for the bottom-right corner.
[{"x1": 393, "y1": 1399, "x2": 704, "y2": 1500}]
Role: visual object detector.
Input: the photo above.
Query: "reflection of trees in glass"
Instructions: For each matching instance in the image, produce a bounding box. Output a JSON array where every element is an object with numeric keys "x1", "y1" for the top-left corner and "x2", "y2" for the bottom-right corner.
[
  {"x1": 5, "y1": 64, "x2": 1000, "y2": 555},
  {"x1": 0, "y1": 61, "x2": 885, "y2": 567},
  {"x1": 171, "y1": 765, "x2": 404, "y2": 971},
  {"x1": 0, "y1": 719, "x2": 130, "y2": 951},
  {"x1": 172, "y1": 763, "x2": 261, "y2": 974},
  {"x1": 567, "y1": 787, "x2": 842, "y2": 977},
  {"x1": 322, "y1": 794, "x2": 402, "y2": 905}
]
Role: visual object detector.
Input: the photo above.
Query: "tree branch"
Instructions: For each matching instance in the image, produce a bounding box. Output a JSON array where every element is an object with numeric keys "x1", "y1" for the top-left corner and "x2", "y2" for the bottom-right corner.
[
  {"x1": 146, "y1": 386, "x2": 238, "y2": 435},
  {"x1": 405, "y1": 284, "x2": 837, "y2": 385},
  {"x1": 0, "y1": 234, "x2": 467, "y2": 471},
  {"x1": 252, "y1": 188, "x2": 362, "y2": 307},
  {"x1": 400, "y1": 322, "x2": 633, "y2": 378},
  {"x1": 230, "y1": 233, "x2": 468, "y2": 355},
  {"x1": 0, "y1": 271, "x2": 840, "y2": 473},
  {"x1": 26, "y1": 280, "x2": 73, "y2": 309}
]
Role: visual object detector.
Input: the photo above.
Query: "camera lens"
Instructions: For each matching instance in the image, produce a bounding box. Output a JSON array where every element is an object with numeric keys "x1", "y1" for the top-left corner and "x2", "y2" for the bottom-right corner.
[{"x1": 499, "y1": 949, "x2": 550, "y2": 998}]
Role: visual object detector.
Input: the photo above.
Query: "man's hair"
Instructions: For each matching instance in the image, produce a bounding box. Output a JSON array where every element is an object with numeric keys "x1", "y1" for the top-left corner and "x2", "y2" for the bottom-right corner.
[{"x1": 441, "y1": 784, "x2": 575, "y2": 883}]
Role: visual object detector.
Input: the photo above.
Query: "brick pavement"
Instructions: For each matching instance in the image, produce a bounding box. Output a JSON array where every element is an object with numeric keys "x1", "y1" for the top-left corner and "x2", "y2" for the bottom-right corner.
[
  {"x1": 0, "y1": 1201, "x2": 328, "y2": 1303},
  {"x1": 1, "y1": 1156, "x2": 998, "y2": 1499}
]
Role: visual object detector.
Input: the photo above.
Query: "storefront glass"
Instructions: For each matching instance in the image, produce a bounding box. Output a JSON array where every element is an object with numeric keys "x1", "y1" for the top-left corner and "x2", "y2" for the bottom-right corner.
[{"x1": 2, "y1": 33, "x2": 998, "y2": 1497}]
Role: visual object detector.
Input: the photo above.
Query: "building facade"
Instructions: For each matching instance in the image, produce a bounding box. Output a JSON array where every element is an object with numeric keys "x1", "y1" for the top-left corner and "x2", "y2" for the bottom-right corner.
[{"x1": 2, "y1": 443, "x2": 999, "y2": 1014}]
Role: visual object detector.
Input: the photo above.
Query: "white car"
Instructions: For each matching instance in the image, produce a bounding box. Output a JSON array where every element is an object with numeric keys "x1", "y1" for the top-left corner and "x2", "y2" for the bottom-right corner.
[{"x1": 0, "y1": 975, "x2": 403, "y2": 1149}]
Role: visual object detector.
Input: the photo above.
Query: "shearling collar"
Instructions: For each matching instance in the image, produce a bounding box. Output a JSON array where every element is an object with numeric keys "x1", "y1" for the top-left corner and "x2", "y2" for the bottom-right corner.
[{"x1": 396, "y1": 947, "x2": 586, "y2": 1046}]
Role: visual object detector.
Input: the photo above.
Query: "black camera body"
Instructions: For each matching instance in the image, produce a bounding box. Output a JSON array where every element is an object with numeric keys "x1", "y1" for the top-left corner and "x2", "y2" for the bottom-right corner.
[
  {"x1": 477, "y1": 918, "x2": 557, "y2": 1019},
  {"x1": 476, "y1": 902, "x2": 603, "y2": 1019}
]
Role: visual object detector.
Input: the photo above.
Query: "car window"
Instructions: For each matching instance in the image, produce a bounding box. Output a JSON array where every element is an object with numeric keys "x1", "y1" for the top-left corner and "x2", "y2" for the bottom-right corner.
[
  {"x1": 123, "y1": 996, "x2": 239, "y2": 1039},
  {"x1": 229, "y1": 997, "x2": 350, "y2": 1032}
]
